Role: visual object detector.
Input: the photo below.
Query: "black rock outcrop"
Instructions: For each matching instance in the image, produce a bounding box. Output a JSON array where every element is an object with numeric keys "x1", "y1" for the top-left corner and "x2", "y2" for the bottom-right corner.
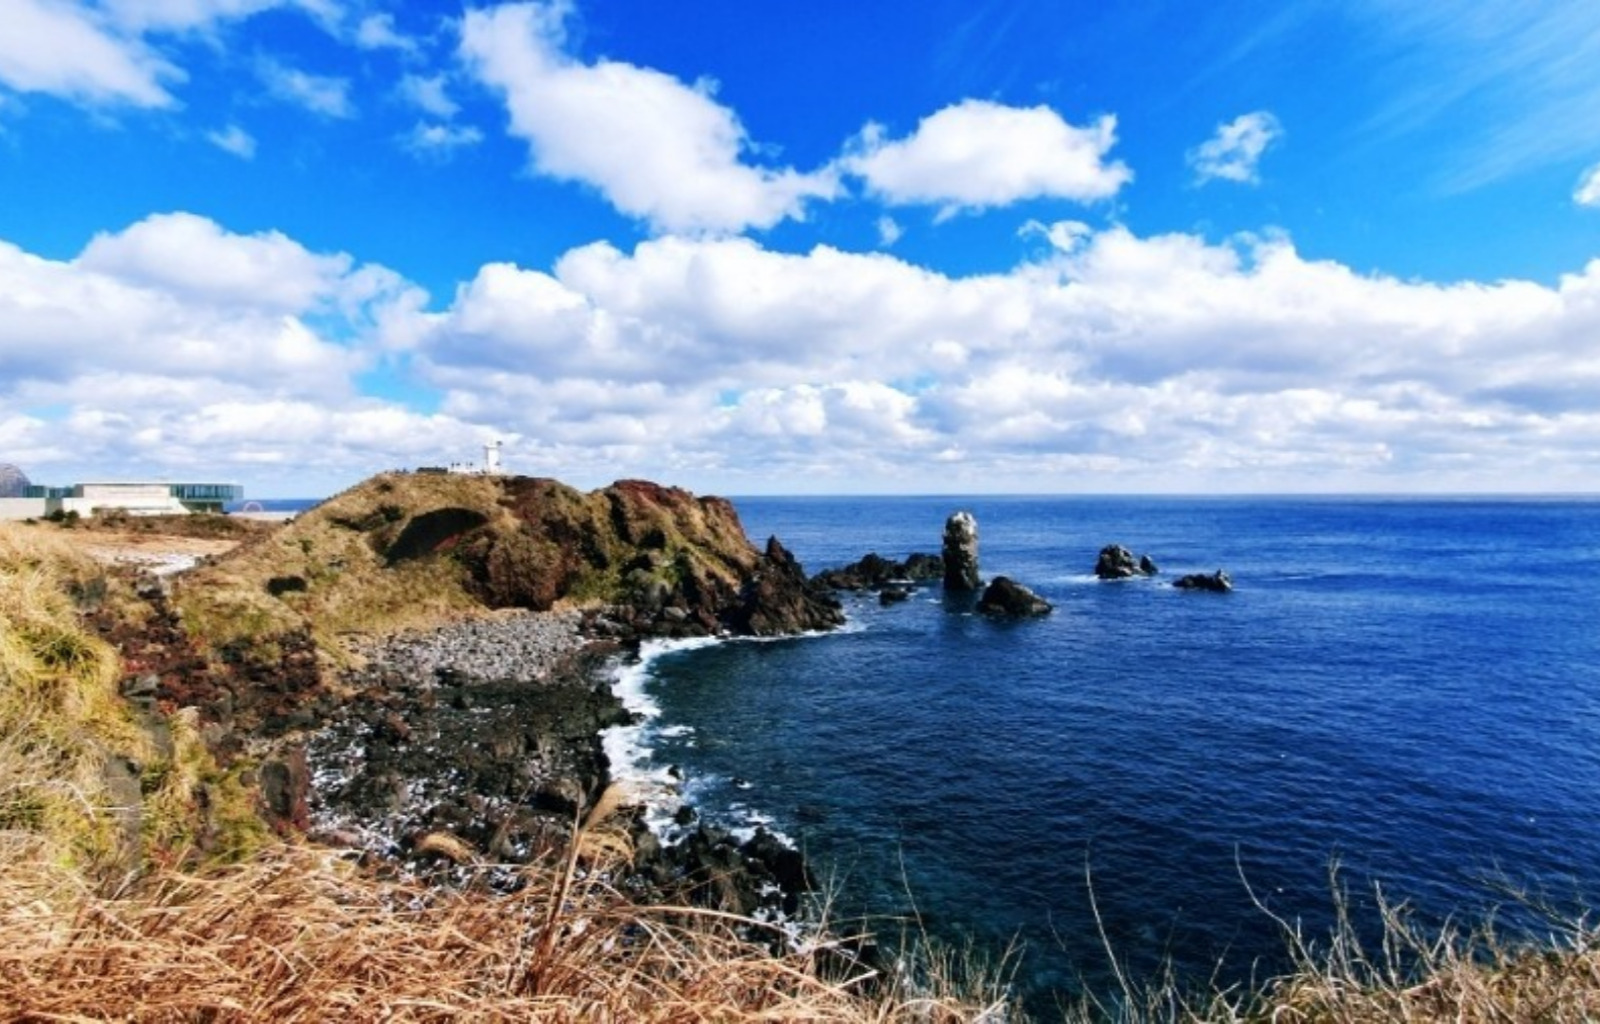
[
  {"x1": 726, "y1": 536, "x2": 846, "y2": 636},
  {"x1": 942, "y1": 512, "x2": 981, "y2": 591},
  {"x1": 1095, "y1": 544, "x2": 1159, "y2": 580},
  {"x1": 977, "y1": 576, "x2": 1053, "y2": 617},
  {"x1": 813, "y1": 551, "x2": 942, "y2": 591},
  {"x1": 1174, "y1": 570, "x2": 1233, "y2": 592}
]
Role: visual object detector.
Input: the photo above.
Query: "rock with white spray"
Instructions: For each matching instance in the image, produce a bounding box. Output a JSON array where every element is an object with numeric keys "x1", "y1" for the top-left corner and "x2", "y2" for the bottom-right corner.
[{"x1": 942, "y1": 511, "x2": 981, "y2": 592}]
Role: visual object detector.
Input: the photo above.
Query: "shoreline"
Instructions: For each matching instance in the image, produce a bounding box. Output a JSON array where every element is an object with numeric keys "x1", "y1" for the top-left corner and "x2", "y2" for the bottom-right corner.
[{"x1": 302, "y1": 606, "x2": 819, "y2": 922}]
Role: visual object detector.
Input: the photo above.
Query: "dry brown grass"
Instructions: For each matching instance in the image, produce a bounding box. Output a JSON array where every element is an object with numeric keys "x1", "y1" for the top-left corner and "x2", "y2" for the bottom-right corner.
[
  {"x1": 1239, "y1": 880, "x2": 1600, "y2": 1024},
  {"x1": 1066, "y1": 864, "x2": 1600, "y2": 1024},
  {"x1": 0, "y1": 836, "x2": 1013, "y2": 1023},
  {"x1": 0, "y1": 522, "x2": 155, "y2": 868},
  {"x1": 172, "y1": 473, "x2": 506, "y2": 665}
]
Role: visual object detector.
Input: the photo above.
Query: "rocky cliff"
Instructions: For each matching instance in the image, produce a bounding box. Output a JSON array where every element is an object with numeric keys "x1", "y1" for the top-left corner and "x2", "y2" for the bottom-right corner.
[
  {"x1": 176, "y1": 472, "x2": 841, "y2": 671},
  {"x1": 162, "y1": 472, "x2": 840, "y2": 845}
]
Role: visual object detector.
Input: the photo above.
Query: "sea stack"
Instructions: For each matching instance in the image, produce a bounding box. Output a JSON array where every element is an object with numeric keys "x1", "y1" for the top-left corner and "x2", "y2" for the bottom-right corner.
[{"x1": 942, "y1": 511, "x2": 981, "y2": 591}]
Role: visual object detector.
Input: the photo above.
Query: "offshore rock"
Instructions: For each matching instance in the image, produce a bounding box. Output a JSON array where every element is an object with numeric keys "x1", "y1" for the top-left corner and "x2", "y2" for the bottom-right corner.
[
  {"x1": 1095, "y1": 544, "x2": 1159, "y2": 580},
  {"x1": 1174, "y1": 570, "x2": 1233, "y2": 592},
  {"x1": 813, "y1": 551, "x2": 943, "y2": 591},
  {"x1": 977, "y1": 576, "x2": 1053, "y2": 617},
  {"x1": 942, "y1": 512, "x2": 981, "y2": 591}
]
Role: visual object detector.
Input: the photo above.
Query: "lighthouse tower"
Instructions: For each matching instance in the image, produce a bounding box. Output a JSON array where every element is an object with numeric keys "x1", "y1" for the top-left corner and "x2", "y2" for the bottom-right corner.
[{"x1": 483, "y1": 440, "x2": 503, "y2": 475}]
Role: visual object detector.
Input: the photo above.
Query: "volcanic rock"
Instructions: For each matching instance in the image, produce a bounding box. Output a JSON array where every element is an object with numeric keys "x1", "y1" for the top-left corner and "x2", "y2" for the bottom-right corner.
[
  {"x1": 1095, "y1": 544, "x2": 1159, "y2": 580},
  {"x1": 1174, "y1": 570, "x2": 1233, "y2": 592},
  {"x1": 977, "y1": 576, "x2": 1053, "y2": 617},
  {"x1": 942, "y1": 512, "x2": 981, "y2": 591},
  {"x1": 813, "y1": 551, "x2": 943, "y2": 591},
  {"x1": 725, "y1": 536, "x2": 845, "y2": 636}
]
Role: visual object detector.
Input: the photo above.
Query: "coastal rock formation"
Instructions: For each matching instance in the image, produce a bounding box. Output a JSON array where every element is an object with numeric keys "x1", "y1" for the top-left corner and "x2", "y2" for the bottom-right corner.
[
  {"x1": 308, "y1": 626, "x2": 626, "y2": 864},
  {"x1": 0, "y1": 462, "x2": 30, "y2": 498},
  {"x1": 1094, "y1": 544, "x2": 1159, "y2": 580},
  {"x1": 177, "y1": 472, "x2": 843, "y2": 677},
  {"x1": 643, "y1": 825, "x2": 812, "y2": 917},
  {"x1": 942, "y1": 512, "x2": 981, "y2": 591},
  {"x1": 812, "y1": 551, "x2": 942, "y2": 591},
  {"x1": 163, "y1": 471, "x2": 845, "y2": 842},
  {"x1": 724, "y1": 536, "x2": 845, "y2": 636},
  {"x1": 1174, "y1": 570, "x2": 1233, "y2": 592},
  {"x1": 977, "y1": 576, "x2": 1053, "y2": 617}
]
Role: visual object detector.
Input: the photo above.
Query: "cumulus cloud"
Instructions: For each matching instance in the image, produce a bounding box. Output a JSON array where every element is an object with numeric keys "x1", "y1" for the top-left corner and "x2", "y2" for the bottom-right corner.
[
  {"x1": 458, "y1": 1, "x2": 840, "y2": 234},
  {"x1": 354, "y1": 12, "x2": 416, "y2": 52},
  {"x1": 1189, "y1": 111, "x2": 1283, "y2": 185},
  {"x1": 876, "y1": 216, "x2": 904, "y2": 247},
  {"x1": 0, "y1": 0, "x2": 338, "y2": 110},
  {"x1": 843, "y1": 99, "x2": 1132, "y2": 215},
  {"x1": 206, "y1": 123, "x2": 257, "y2": 158},
  {"x1": 398, "y1": 73, "x2": 459, "y2": 118},
  {"x1": 400, "y1": 227, "x2": 1600, "y2": 491},
  {"x1": 1577, "y1": 163, "x2": 1600, "y2": 207},
  {"x1": 99, "y1": 0, "x2": 331, "y2": 33},
  {"x1": 0, "y1": 0, "x2": 179, "y2": 107},
  {"x1": 77, "y1": 212, "x2": 361, "y2": 312},
  {"x1": 257, "y1": 57, "x2": 354, "y2": 117},
  {"x1": 403, "y1": 122, "x2": 484, "y2": 157},
  {"x1": 0, "y1": 213, "x2": 486, "y2": 491},
  {"x1": 11, "y1": 213, "x2": 1600, "y2": 494}
]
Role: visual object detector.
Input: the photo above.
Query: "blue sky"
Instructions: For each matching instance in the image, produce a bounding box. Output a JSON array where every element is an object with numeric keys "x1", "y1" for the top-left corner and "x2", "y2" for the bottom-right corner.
[{"x1": 3, "y1": 0, "x2": 1600, "y2": 496}]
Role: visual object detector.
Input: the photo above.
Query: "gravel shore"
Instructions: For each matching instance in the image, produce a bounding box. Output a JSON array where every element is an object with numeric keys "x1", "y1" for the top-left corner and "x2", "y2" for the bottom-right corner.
[{"x1": 353, "y1": 609, "x2": 591, "y2": 685}]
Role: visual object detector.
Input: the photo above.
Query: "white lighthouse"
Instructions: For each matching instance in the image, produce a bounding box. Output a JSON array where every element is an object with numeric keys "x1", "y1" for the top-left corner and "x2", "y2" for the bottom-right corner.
[{"x1": 483, "y1": 440, "x2": 503, "y2": 475}]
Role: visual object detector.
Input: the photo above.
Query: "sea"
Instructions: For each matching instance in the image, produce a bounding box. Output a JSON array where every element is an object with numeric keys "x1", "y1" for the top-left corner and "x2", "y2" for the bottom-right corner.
[{"x1": 601, "y1": 495, "x2": 1600, "y2": 1013}]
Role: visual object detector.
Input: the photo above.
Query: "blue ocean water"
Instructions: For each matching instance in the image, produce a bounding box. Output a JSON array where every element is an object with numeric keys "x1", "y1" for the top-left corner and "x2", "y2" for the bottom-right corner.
[
  {"x1": 616, "y1": 496, "x2": 1600, "y2": 1011},
  {"x1": 226, "y1": 498, "x2": 322, "y2": 514}
]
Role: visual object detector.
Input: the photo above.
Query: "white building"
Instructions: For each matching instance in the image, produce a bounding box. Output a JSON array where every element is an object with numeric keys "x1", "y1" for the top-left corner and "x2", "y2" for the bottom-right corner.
[{"x1": 0, "y1": 481, "x2": 244, "y2": 520}]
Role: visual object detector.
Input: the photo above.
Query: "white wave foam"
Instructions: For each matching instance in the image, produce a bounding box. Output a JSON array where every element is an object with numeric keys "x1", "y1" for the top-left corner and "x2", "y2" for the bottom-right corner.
[{"x1": 602, "y1": 628, "x2": 841, "y2": 842}]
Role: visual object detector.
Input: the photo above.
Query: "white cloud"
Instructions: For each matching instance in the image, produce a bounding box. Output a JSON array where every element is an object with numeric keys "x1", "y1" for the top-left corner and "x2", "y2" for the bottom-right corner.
[
  {"x1": 99, "y1": 0, "x2": 326, "y2": 32},
  {"x1": 11, "y1": 214, "x2": 1600, "y2": 494},
  {"x1": 1188, "y1": 111, "x2": 1282, "y2": 185},
  {"x1": 400, "y1": 227, "x2": 1600, "y2": 491},
  {"x1": 876, "y1": 216, "x2": 904, "y2": 247},
  {"x1": 458, "y1": 1, "x2": 839, "y2": 234},
  {"x1": 257, "y1": 57, "x2": 354, "y2": 118},
  {"x1": 77, "y1": 212, "x2": 358, "y2": 312},
  {"x1": 843, "y1": 99, "x2": 1131, "y2": 214},
  {"x1": 398, "y1": 73, "x2": 459, "y2": 118},
  {"x1": 1577, "y1": 163, "x2": 1600, "y2": 207},
  {"x1": 0, "y1": 0, "x2": 343, "y2": 111},
  {"x1": 403, "y1": 122, "x2": 484, "y2": 157},
  {"x1": 0, "y1": 213, "x2": 480, "y2": 491},
  {"x1": 354, "y1": 12, "x2": 415, "y2": 52},
  {"x1": 206, "y1": 123, "x2": 257, "y2": 158},
  {"x1": 1020, "y1": 218, "x2": 1093, "y2": 254},
  {"x1": 0, "y1": 0, "x2": 179, "y2": 107}
]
